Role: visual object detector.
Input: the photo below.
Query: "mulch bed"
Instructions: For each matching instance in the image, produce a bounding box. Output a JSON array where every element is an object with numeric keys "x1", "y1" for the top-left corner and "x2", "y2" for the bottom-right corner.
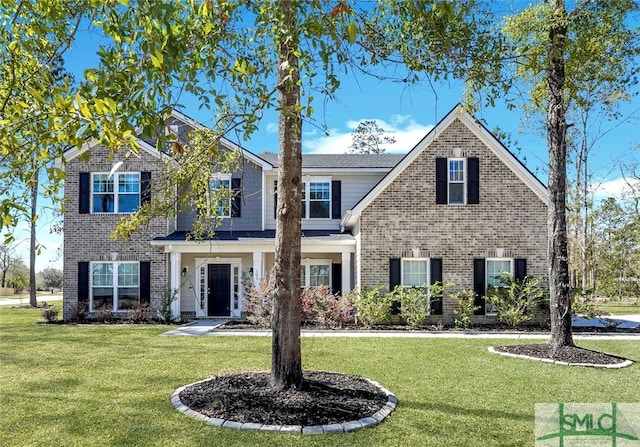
[
  {"x1": 493, "y1": 344, "x2": 631, "y2": 365},
  {"x1": 178, "y1": 370, "x2": 389, "y2": 426}
]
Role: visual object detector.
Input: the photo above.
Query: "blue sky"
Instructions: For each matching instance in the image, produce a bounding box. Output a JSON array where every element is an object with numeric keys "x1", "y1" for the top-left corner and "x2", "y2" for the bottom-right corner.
[{"x1": 10, "y1": 5, "x2": 640, "y2": 272}]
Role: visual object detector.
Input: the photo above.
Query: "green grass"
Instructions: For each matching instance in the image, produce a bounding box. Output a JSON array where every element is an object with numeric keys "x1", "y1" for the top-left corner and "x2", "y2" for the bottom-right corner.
[
  {"x1": 1, "y1": 307, "x2": 639, "y2": 447},
  {"x1": 596, "y1": 304, "x2": 640, "y2": 315}
]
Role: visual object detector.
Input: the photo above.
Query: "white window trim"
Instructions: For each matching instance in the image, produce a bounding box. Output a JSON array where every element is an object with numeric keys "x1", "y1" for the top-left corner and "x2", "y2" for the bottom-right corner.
[
  {"x1": 210, "y1": 173, "x2": 232, "y2": 219},
  {"x1": 89, "y1": 261, "x2": 140, "y2": 312},
  {"x1": 91, "y1": 172, "x2": 141, "y2": 214},
  {"x1": 485, "y1": 258, "x2": 514, "y2": 316},
  {"x1": 401, "y1": 257, "x2": 432, "y2": 315},
  {"x1": 448, "y1": 158, "x2": 466, "y2": 206},
  {"x1": 302, "y1": 176, "x2": 332, "y2": 220},
  {"x1": 301, "y1": 258, "x2": 332, "y2": 288}
]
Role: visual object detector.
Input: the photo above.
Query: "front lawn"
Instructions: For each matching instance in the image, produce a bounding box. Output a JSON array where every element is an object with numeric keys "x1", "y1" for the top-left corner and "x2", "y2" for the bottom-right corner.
[{"x1": 1, "y1": 307, "x2": 638, "y2": 447}]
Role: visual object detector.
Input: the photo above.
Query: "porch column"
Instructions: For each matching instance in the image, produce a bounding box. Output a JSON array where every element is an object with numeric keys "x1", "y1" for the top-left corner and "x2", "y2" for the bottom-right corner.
[
  {"x1": 341, "y1": 251, "x2": 351, "y2": 294},
  {"x1": 169, "y1": 252, "x2": 181, "y2": 321},
  {"x1": 252, "y1": 251, "x2": 264, "y2": 288}
]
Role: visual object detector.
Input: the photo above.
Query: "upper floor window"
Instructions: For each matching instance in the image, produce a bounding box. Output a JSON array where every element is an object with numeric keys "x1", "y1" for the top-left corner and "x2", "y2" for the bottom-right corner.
[
  {"x1": 302, "y1": 177, "x2": 331, "y2": 219},
  {"x1": 435, "y1": 157, "x2": 479, "y2": 205},
  {"x1": 92, "y1": 173, "x2": 140, "y2": 213},
  {"x1": 448, "y1": 159, "x2": 466, "y2": 205},
  {"x1": 210, "y1": 173, "x2": 232, "y2": 218}
]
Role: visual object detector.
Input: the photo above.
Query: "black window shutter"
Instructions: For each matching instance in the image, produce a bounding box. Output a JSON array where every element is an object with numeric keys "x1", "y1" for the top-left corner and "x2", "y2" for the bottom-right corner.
[
  {"x1": 79, "y1": 173, "x2": 90, "y2": 214},
  {"x1": 231, "y1": 178, "x2": 241, "y2": 217},
  {"x1": 515, "y1": 258, "x2": 527, "y2": 280},
  {"x1": 140, "y1": 262, "x2": 151, "y2": 305},
  {"x1": 141, "y1": 171, "x2": 151, "y2": 205},
  {"x1": 430, "y1": 258, "x2": 443, "y2": 315},
  {"x1": 273, "y1": 180, "x2": 278, "y2": 220},
  {"x1": 435, "y1": 158, "x2": 447, "y2": 204},
  {"x1": 389, "y1": 258, "x2": 401, "y2": 315},
  {"x1": 389, "y1": 258, "x2": 401, "y2": 289},
  {"x1": 331, "y1": 263, "x2": 342, "y2": 296},
  {"x1": 473, "y1": 258, "x2": 486, "y2": 315},
  {"x1": 467, "y1": 157, "x2": 480, "y2": 204},
  {"x1": 331, "y1": 180, "x2": 341, "y2": 219},
  {"x1": 78, "y1": 261, "x2": 89, "y2": 303}
]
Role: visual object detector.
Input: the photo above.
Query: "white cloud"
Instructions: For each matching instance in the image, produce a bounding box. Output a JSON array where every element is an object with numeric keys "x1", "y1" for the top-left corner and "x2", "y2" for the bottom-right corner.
[
  {"x1": 303, "y1": 116, "x2": 433, "y2": 154},
  {"x1": 265, "y1": 122, "x2": 278, "y2": 134},
  {"x1": 593, "y1": 177, "x2": 640, "y2": 200}
]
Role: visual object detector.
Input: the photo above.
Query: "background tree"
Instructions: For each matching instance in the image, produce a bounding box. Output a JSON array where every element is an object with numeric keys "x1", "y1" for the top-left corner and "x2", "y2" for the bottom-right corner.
[
  {"x1": 499, "y1": 0, "x2": 640, "y2": 355},
  {"x1": 39, "y1": 267, "x2": 63, "y2": 292},
  {"x1": 5, "y1": 258, "x2": 28, "y2": 292},
  {"x1": 349, "y1": 120, "x2": 396, "y2": 154},
  {"x1": 0, "y1": 243, "x2": 20, "y2": 288}
]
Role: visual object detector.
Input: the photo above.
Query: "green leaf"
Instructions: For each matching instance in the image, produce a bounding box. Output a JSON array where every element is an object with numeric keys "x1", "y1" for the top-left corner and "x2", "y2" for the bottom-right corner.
[{"x1": 347, "y1": 21, "x2": 357, "y2": 43}]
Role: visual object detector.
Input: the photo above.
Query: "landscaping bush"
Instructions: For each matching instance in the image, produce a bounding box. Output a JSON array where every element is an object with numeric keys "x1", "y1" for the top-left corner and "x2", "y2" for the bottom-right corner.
[
  {"x1": 244, "y1": 276, "x2": 353, "y2": 329},
  {"x1": 40, "y1": 302, "x2": 59, "y2": 323},
  {"x1": 126, "y1": 305, "x2": 152, "y2": 323},
  {"x1": 349, "y1": 286, "x2": 391, "y2": 328},
  {"x1": 157, "y1": 287, "x2": 178, "y2": 323},
  {"x1": 94, "y1": 304, "x2": 114, "y2": 323},
  {"x1": 68, "y1": 300, "x2": 88, "y2": 322},
  {"x1": 450, "y1": 289, "x2": 479, "y2": 329},
  {"x1": 486, "y1": 273, "x2": 546, "y2": 327},
  {"x1": 392, "y1": 282, "x2": 452, "y2": 328},
  {"x1": 301, "y1": 286, "x2": 353, "y2": 329},
  {"x1": 243, "y1": 276, "x2": 273, "y2": 329}
]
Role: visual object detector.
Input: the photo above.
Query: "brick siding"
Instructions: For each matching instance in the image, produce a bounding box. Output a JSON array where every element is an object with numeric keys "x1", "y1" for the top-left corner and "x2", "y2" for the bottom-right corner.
[{"x1": 359, "y1": 118, "x2": 548, "y2": 325}]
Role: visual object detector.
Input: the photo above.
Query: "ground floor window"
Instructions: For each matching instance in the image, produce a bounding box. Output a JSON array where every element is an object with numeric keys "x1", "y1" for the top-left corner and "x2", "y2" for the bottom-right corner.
[
  {"x1": 91, "y1": 262, "x2": 140, "y2": 311},
  {"x1": 401, "y1": 258, "x2": 432, "y2": 314},
  {"x1": 301, "y1": 260, "x2": 331, "y2": 288},
  {"x1": 485, "y1": 258, "x2": 513, "y2": 315}
]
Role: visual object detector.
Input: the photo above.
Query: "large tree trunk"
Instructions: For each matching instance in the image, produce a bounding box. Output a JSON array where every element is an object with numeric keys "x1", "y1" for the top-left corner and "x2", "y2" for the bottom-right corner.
[
  {"x1": 547, "y1": 0, "x2": 574, "y2": 354},
  {"x1": 270, "y1": 0, "x2": 303, "y2": 390},
  {"x1": 29, "y1": 170, "x2": 38, "y2": 308}
]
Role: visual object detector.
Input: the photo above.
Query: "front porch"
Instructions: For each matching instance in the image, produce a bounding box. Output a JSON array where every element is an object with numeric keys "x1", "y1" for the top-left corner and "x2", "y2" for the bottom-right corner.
[{"x1": 151, "y1": 231, "x2": 356, "y2": 321}]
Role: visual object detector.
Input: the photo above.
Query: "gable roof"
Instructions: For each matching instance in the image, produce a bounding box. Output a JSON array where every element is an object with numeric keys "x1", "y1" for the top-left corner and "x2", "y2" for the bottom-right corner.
[
  {"x1": 169, "y1": 110, "x2": 274, "y2": 170},
  {"x1": 62, "y1": 110, "x2": 275, "y2": 171},
  {"x1": 341, "y1": 104, "x2": 549, "y2": 230}
]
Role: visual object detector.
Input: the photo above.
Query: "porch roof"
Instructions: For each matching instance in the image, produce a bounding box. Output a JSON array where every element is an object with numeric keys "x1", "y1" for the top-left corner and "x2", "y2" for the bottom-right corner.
[{"x1": 153, "y1": 229, "x2": 352, "y2": 242}]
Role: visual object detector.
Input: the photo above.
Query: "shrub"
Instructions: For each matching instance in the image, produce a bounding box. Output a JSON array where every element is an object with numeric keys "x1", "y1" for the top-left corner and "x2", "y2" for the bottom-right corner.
[
  {"x1": 41, "y1": 302, "x2": 59, "y2": 323},
  {"x1": 243, "y1": 276, "x2": 273, "y2": 329},
  {"x1": 350, "y1": 286, "x2": 391, "y2": 328},
  {"x1": 393, "y1": 282, "x2": 453, "y2": 329},
  {"x1": 126, "y1": 305, "x2": 152, "y2": 323},
  {"x1": 94, "y1": 304, "x2": 114, "y2": 323},
  {"x1": 571, "y1": 294, "x2": 599, "y2": 319},
  {"x1": 69, "y1": 300, "x2": 89, "y2": 322},
  {"x1": 157, "y1": 287, "x2": 178, "y2": 323},
  {"x1": 486, "y1": 273, "x2": 546, "y2": 327},
  {"x1": 301, "y1": 286, "x2": 353, "y2": 329},
  {"x1": 392, "y1": 286, "x2": 428, "y2": 328},
  {"x1": 450, "y1": 289, "x2": 479, "y2": 329}
]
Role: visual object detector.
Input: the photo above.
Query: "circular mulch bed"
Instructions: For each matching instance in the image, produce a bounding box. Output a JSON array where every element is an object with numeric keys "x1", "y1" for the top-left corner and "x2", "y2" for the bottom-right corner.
[
  {"x1": 491, "y1": 344, "x2": 633, "y2": 367},
  {"x1": 173, "y1": 370, "x2": 395, "y2": 433}
]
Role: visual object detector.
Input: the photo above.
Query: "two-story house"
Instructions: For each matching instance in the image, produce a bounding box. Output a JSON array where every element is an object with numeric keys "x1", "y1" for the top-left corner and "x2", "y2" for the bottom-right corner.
[{"x1": 62, "y1": 105, "x2": 548, "y2": 324}]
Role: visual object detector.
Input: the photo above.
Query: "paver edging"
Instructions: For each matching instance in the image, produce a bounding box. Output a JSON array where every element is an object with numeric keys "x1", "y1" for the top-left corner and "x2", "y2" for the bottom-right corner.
[
  {"x1": 487, "y1": 346, "x2": 634, "y2": 368},
  {"x1": 171, "y1": 373, "x2": 397, "y2": 434}
]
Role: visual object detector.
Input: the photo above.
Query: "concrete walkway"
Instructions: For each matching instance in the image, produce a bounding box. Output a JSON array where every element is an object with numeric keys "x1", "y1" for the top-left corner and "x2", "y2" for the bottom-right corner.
[{"x1": 161, "y1": 315, "x2": 640, "y2": 340}]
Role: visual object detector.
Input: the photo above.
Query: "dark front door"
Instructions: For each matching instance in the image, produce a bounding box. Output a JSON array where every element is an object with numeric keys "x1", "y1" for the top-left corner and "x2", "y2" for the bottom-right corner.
[{"x1": 207, "y1": 264, "x2": 231, "y2": 316}]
